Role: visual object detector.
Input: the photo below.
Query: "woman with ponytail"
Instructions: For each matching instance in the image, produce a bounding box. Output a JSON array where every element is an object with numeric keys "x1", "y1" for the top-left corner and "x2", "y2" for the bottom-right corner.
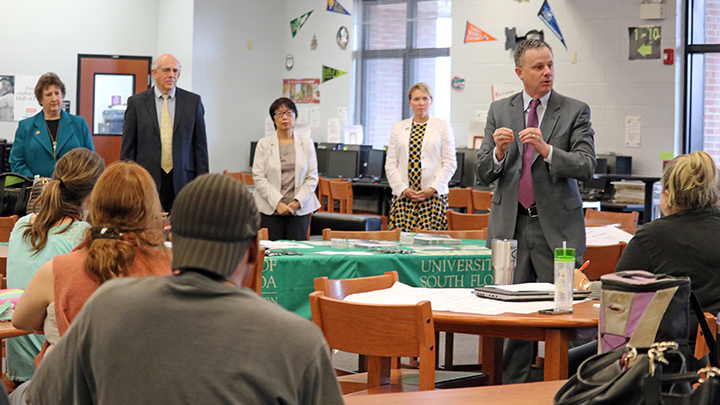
[
  {"x1": 12, "y1": 161, "x2": 172, "y2": 375},
  {"x1": 6, "y1": 147, "x2": 104, "y2": 385}
]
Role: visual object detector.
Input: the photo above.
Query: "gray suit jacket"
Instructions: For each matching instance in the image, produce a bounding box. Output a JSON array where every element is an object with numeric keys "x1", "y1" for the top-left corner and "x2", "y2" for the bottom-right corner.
[
  {"x1": 476, "y1": 91, "x2": 596, "y2": 259},
  {"x1": 120, "y1": 87, "x2": 209, "y2": 196}
]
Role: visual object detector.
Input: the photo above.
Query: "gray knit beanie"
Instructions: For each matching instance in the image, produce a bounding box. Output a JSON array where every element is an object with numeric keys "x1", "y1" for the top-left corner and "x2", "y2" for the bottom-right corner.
[{"x1": 170, "y1": 174, "x2": 260, "y2": 277}]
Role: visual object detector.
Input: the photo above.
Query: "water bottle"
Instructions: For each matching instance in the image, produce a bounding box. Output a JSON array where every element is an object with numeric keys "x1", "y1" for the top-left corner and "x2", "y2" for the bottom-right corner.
[{"x1": 554, "y1": 246, "x2": 575, "y2": 311}]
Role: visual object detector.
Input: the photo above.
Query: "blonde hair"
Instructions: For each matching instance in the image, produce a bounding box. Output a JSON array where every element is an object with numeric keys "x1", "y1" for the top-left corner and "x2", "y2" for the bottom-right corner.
[
  {"x1": 23, "y1": 148, "x2": 105, "y2": 254},
  {"x1": 83, "y1": 161, "x2": 169, "y2": 284},
  {"x1": 407, "y1": 82, "x2": 433, "y2": 101},
  {"x1": 662, "y1": 151, "x2": 720, "y2": 213}
]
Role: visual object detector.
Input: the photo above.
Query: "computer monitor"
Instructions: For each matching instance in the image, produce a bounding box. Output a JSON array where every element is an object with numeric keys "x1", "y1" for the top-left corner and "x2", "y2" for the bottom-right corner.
[
  {"x1": 449, "y1": 152, "x2": 464, "y2": 186},
  {"x1": 249, "y1": 141, "x2": 258, "y2": 168},
  {"x1": 316, "y1": 147, "x2": 331, "y2": 176},
  {"x1": 364, "y1": 149, "x2": 386, "y2": 179},
  {"x1": 345, "y1": 145, "x2": 372, "y2": 178},
  {"x1": 318, "y1": 142, "x2": 343, "y2": 150},
  {"x1": 326, "y1": 150, "x2": 359, "y2": 179}
]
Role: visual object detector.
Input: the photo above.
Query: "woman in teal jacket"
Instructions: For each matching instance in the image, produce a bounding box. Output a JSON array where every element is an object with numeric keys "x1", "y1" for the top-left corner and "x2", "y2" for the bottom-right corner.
[{"x1": 9, "y1": 73, "x2": 95, "y2": 178}]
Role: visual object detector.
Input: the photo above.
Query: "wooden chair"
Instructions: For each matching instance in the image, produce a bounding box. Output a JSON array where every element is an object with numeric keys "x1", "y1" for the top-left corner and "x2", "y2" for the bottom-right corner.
[
  {"x1": 0, "y1": 215, "x2": 18, "y2": 290},
  {"x1": 447, "y1": 188, "x2": 474, "y2": 214},
  {"x1": 241, "y1": 248, "x2": 264, "y2": 296},
  {"x1": 446, "y1": 210, "x2": 489, "y2": 231},
  {"x1": 222, "y1": 170, "x2": 244, "y2": 182},
  {"x1": 258, "y1": 228, "x2": 269, "y2": 241},
  {"x1": 309, "y1": 291, "x2": 436, "y2": 394},
  {"x1": 328, "y1": 179, "x2": 388, "y2": 229},
  {"x1": 412, "y1": 228, "x2": 487, "y2": 240},
  {"x1": 471, "y1": 190, "x2": 493, "y2": 213},
  {"x1": 585, "y1": 209, "x2": 639, "y2": 229},
  {"x1": 318, "y1": 177, "x2": 333, "y2": 212},
  {"x1": 694, "y1": 312, "x2": 718, "y2": 360},
  {"x1": 0, "y1": 215, "x2": 19, "y2": 243},
  {"x1": 314, "y1": 271, "x2": 399, "y2": 302},
  {"x1": 581, "y1": 242, "x2": 627, "y2": 281},
  {"x1": 323, "y1": 228, "x2": 400, "y2": 241},
  {"x1": 241, "y1": 172, "x2": 254, "y2": 186},
  {"x1": 328, "y1": 179, "x2": 355, "y2": 214}
]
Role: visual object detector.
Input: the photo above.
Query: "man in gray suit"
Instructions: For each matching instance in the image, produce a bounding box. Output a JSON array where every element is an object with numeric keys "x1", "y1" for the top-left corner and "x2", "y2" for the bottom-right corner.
[
  {"x1": 121, "y1": 54, "x2": 209, "y2": 212},
  {"x1": 476, "y1": 39, "x2": 596, "y2": 383}
]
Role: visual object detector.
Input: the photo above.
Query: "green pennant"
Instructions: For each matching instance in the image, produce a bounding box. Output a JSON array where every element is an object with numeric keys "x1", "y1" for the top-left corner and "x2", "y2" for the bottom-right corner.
[
  {"x1": 290, "y1": 10, "x2": 313, "y2": 38},
  {"x1": 322, "y1": 65, "x2": 347, "y2": 83}
]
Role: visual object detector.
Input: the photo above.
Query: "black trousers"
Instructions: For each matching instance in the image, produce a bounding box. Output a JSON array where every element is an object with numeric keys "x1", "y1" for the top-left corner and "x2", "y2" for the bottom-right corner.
[
  {"x1": 260, "y1": 213, "x2": 311, "y2": 241},
  {"x1": 160, "y1": 170, "x2": 175, "y2": 213}
]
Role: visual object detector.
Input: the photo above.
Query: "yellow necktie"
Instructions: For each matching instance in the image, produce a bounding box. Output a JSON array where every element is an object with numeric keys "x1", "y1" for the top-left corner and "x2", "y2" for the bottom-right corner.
[{"x1": 160, "y1": 94, "x2": 173, "y2": 173}]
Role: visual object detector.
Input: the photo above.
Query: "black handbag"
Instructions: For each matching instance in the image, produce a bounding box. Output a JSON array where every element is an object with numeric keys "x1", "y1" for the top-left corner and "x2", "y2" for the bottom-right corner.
[
  {"x1": 554, "y1": 294, "x2": 719, "y2": 405},
  {"x1": 0, "y1": 173, "x2": 33, "y2": 217}
]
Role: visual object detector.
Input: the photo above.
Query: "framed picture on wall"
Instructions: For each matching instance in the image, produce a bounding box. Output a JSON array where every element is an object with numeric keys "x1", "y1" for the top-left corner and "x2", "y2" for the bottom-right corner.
[{"x1": 473, "y1": 136, "x2": 483, "y2": 149}]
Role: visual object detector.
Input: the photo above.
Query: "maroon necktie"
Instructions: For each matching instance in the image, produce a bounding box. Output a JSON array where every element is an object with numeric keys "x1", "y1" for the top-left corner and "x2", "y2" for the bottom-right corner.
[{"x1": 518, "y1": 99, "x2": 540, "y2": 209}]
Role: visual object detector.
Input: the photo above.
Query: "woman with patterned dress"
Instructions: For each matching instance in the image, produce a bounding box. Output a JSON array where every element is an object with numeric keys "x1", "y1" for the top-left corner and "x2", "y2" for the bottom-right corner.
[{"x1": 385, "y1": 83, "x2": 457, "y2": 231}]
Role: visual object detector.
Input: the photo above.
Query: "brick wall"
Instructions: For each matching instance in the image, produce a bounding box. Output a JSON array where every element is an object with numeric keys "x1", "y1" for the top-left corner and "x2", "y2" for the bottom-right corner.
[{"x1": 704, "y1": 0, "x2": 720, "y2": 167}]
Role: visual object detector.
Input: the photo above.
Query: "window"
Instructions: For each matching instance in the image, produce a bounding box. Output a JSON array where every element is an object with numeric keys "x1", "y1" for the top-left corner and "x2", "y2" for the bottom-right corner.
[
  {"x1": 354, "y1": 0, "x2": 451, "y2": 148},
  {"x1": 684, "y1": 0, "x2": 720, "y2": 166}
]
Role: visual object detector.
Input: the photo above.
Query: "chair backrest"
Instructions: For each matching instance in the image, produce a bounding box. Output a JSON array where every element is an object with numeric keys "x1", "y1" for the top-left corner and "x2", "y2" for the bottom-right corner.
[
  {"x1": 447, "y1": 188, "x2": 473, "y2": 213},
  {"x1": 585, "y1": 209, "x2": 639, "y2": 229},
  {"x1": 241, "y1": 247, "x2": 265, "y2": 295},
  {"x1": 309, "y1": 291, "x2": 435, "y2": 391},
  {"x1": 314, "y1": 271, "x2": 399, "y2": 300},
  {"x1": 329, "y1": 180, "x2": 353, "y2": 214},
  {"x1": 471, "y1": 190, "x2": 493, "y2": 213},
  {"x1": 322, "y1": 228, "x2": 401, "y2": 241},
  {"x1": 446, "y1": 210, "x2": 489, "y2": 231},
  {"x1": 258, "y1": 228, "x2": 269, "y2": 241},
  {"x1": 241, "y1": 172, "x2": 254, "y2": 186},
  {"x1": 694, "y1": 312, "x2": 718, "y2": 360},
  {"x1": 582, "y1": 242, "x2": 627, "y2": 281},
  {"x1": 318, "y1": 177, "x2": 333, "y2": 212},
  {"x1": 222, "y1": 170, "x2": 244, "y2": 183},
  {"x1": 411, "y1": 228, "x2": 487, "y2": 240},
  {"x1": 0, "y1": 215, "x2": 18, "y2": 243}
]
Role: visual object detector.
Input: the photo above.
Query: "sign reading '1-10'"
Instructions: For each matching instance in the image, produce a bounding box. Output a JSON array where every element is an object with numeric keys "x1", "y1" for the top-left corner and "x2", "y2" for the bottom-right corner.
[{"x1": 628, "y1": 26, "x2": 661, "y2": 60}]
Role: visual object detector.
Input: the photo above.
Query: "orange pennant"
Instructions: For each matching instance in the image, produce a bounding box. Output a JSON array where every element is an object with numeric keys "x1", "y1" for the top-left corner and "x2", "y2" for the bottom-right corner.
[{"x1": 464, "y1": 21, "x2": 497, "y2": 43}]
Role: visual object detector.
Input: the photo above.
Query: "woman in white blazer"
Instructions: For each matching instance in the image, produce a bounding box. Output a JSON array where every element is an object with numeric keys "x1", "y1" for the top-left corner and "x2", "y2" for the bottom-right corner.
[
  {"x1": 252, "y1": 98, "x2": 320, "y2": 240},
  {"x1": 384, "y1": 83, "x2": 457, "y2": 231}
]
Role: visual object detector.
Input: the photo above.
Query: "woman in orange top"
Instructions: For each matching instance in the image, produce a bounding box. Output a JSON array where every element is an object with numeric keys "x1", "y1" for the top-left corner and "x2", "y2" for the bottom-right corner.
[{"x1": 12, "y1": 161, "x2": 172, "y2": 363}]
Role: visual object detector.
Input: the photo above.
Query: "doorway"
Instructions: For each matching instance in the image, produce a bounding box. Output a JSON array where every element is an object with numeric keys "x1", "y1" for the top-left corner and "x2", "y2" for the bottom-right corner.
[{"x1": 77, "y1": 54, "x2": 152, "y2": 165}]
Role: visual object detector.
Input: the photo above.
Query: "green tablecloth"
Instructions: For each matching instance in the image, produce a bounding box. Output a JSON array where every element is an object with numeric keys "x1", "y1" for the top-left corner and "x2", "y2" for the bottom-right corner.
[{"x1": 261, "y1": 240, "x2": 492, "y2": 319}]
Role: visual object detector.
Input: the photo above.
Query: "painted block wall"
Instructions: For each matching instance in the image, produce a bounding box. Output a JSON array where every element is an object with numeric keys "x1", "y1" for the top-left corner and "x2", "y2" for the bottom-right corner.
[
  {"x1": 451, "y1": 0, "x2": 679, "y2": 176},
  {"x1": 192, "y1": 0, "x2": 354, "y2": 173},
  {"x1": 0, "y1": 0, "x2": 162, "y2": 143}
]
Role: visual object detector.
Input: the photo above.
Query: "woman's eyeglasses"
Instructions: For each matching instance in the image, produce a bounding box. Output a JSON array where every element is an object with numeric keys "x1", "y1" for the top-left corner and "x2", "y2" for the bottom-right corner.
[{"x1": 274, "y1": 111, "x2": 295, "y2": 118}]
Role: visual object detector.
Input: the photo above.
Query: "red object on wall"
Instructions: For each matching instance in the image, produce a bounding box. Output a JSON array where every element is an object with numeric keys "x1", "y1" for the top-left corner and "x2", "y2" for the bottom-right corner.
[{"x1": 663, "y1": 49, "x2": 674, "y2": 65}]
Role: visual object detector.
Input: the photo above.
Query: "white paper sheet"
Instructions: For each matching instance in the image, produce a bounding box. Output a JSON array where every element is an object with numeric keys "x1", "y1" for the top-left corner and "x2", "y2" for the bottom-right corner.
[
  {"x1": 315, "y1": 251, "x2": 374, "y2": 256},
  {"x1": 344, "y1": 282, "x2": 569, "y2": 315},
  {"x1": 585, "y1": 227, "x2": 634, "y2": 246},
  {"x1": 259, "y1": 241, "x2": 314, "y2": 249}
]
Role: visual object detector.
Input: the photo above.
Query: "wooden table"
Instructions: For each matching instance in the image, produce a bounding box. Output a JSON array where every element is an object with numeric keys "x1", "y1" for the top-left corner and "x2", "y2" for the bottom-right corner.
[
  {"x1": 343, "y1": 379, "x2": 566, "y2": 404},
  {"x1": 0, "y1": 322, "x2": 30, "y2": 339},
  {"x1": 433, "y1": 300, "x2": 598, "y2": 384}
]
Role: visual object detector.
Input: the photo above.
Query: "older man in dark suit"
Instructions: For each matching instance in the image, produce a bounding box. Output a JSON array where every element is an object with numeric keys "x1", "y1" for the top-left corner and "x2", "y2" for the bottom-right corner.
[
  {"x1": 476, "y1": 39, "x2": 596, "y2": 384},
  {"x1": 121, "y1": 54, "x2": 209, "y2": 211}
]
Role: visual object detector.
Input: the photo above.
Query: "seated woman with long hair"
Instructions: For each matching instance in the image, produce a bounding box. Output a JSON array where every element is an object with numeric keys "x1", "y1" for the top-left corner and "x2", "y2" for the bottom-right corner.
[
  {"x1": 12, "y1": 161, "x2": 172, "y2": 385},
  {"x1": 6, "y1": 147, "x2": 104, "y2": 385}
]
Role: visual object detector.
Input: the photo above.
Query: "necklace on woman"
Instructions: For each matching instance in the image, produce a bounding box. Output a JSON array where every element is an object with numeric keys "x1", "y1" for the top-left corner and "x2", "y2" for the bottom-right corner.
[{"x1": 45, "y1": 122, "x2": 58, "y2": 159}]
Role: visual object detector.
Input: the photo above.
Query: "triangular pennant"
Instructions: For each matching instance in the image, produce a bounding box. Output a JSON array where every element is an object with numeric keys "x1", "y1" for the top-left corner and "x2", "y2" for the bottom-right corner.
[
  {"x1": 327, "y1": 0, "x2": 350, "y2": 16},
  {"x1": 322, "y1": 66, "x2": 347, "y2": 83},
  {"x1": 291, "y1": 10, "x2": 313, "y2": 38},
  {"x1": 537, "y1": 0, "x2": 567, "y2": 49},
  {"x1": 464, "y1": 21, "x2": 497, "y2": 43}
]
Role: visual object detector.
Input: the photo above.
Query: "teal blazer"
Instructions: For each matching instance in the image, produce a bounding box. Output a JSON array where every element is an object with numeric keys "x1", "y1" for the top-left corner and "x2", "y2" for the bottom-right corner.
[{"x1": 9, "y1": 110, "x2": 95, "y2": 178}]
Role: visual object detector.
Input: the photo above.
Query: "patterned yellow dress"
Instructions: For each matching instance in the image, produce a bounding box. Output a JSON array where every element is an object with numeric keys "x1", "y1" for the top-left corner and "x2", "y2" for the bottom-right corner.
[{"x1": 389, "y1": 122, "x2": 449, "y2": 231}]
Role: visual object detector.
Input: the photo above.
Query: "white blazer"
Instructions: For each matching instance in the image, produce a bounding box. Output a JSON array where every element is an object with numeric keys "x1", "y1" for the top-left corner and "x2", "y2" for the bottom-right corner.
[
  {"x1": 252, "y1": 132, "x2": 321, "y2": 216},
  {"x1": 384, "y1": 117, "x2": 457, "y2": 197}
]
